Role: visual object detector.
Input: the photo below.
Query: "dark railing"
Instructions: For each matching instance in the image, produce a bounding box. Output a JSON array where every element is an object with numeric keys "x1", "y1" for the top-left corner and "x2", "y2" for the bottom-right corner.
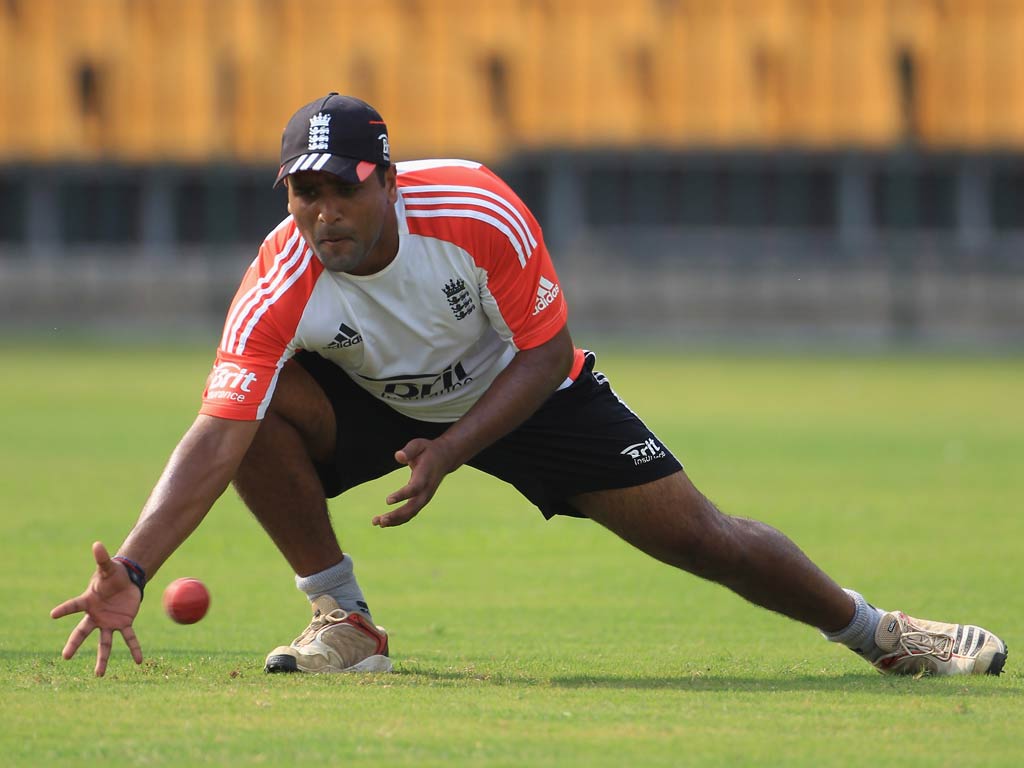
[{"x1": 4, "y1": 151, "x2": 1022, "y2": 268}]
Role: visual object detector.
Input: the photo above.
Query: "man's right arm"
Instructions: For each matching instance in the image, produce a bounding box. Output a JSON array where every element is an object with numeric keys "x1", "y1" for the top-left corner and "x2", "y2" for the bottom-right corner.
[
  {"x1": 117, "y1": 414, "x2": 261, "y2": 575},
  {"x1": 55, "y1": 221, "x2": 302, "y2": 675},
  {"x1": 50, "y1": 414, "x2": 259, "y2": 676}
]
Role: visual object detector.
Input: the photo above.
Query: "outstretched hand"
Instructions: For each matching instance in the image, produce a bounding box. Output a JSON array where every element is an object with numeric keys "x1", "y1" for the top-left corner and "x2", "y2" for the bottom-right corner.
[
  {"x1": 374, "y1": 438, "x2": 457, "y2": 528},
  {"x1": 50, "y1": 541, "x2": 144, "y2": 677}
]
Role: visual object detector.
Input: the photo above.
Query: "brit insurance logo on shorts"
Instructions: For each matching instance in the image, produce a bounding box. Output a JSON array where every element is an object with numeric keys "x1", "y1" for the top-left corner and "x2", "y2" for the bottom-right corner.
[
  {"x1": 620, "y1": 438, "x2": 666, "y2": 465},
  {"x1": 207, "y1": 362, "x2": 258, "y2": 403}
]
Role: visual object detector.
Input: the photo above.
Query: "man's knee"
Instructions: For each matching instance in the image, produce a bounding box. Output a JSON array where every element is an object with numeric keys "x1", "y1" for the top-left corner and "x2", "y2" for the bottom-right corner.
[
  {"x1": 234, "y1": 407, "x2": 328, "y2": 502},
  {"x1": 259, "y1": 360, "x2": 336, "y2": 463},
  {"x1": 574, "y1": 472, "x2": 741, "y2": 577}
]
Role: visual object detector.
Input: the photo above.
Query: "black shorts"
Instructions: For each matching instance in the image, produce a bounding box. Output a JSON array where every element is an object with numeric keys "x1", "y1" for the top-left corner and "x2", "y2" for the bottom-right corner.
[{"x1": 295, "y1": 350, "x2": 682, "y2": 519}]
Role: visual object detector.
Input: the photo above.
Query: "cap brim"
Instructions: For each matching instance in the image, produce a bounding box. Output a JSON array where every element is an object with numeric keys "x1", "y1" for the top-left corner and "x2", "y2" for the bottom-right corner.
[{"x1": 274, "y1": 155, "x2": 378, "y2": 187}]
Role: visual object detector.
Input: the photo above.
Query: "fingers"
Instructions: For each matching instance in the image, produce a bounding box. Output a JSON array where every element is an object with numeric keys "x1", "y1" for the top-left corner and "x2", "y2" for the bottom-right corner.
[
  {"x1": 52, "y1": 541, "x2": 111, "y2": 618},
  {"x1": 383, "y1": 471, "x2": 433, "y2": 514},
  {"x1": 372, "y1": 499, "x2": 423, "y2": 528},
  {"x1": 387, "y1": 442, "x2": 428, "y2": 505},
  {"x1": 61, "y1": 615, "x2": 94, "y2": 660},
  {"x1": 95, "y1": 627, "x2": 113, "y2": 677},
  {"x1": 381, "y1": 439, "x2": 447, "y2": 527},
  {"x1": 374, "y1": 512, "x2": 409, "y2": 528},
  {"x1": 385, "y1": 477, "x2": 421, "y2": 506},
  {"x1": 55, "y1": 540, "x2": 142, "y2": 676},
  {"x1": 388, "y1": 439, "x2": 438, "y2": 504},
  {"x1": 121, "y1": 626, "x2": 144, "y2": 665},
  {"x1": 50, "y1": 596, "x2": 84, "y2": 620},
  {"x1": 92, "y1": 540, "x2": 113, "y2": 572},
  {"x1": 57, "y1": 608, "x2": 143, "y2": 675},
  {"x1": 394, "y1": 439, "x2": 427, "y2": 467}
]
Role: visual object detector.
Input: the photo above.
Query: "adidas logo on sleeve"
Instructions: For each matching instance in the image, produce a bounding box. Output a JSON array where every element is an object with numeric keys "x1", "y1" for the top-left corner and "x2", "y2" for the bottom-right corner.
[{"x1": 532, "y1": 276, "x2": 560, "y2": 316}]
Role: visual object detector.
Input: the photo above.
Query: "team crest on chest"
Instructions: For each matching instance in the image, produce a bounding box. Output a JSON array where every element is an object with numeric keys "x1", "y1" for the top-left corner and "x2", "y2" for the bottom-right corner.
[{"x1": 443, "y1": 278, "x2": 476, "y2": 321}]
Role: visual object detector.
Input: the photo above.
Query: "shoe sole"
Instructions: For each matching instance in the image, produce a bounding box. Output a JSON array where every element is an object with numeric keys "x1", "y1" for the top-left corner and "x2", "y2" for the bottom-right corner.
[
  {"x1": 986, "y1": 644, "x2": 1008, "y2": 676},
  {"x1": 264, "y1": 653, "x2": 393, "y2": 674}
]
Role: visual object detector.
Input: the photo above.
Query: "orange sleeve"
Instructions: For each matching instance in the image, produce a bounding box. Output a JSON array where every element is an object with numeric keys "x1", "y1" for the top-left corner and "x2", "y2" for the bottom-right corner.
[
  {"x1": 470, "y1": 166, "x2": 567, "y2": 350},
  {"x1": 401, "y1": 164, "x2": 568, "y2": 351},
  {"x1": 200, "y1": 223, "x2": 320, "y2": 420}
]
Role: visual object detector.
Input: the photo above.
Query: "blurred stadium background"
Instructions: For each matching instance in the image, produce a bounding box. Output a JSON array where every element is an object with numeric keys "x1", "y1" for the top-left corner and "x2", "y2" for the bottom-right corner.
[{"x1": 1, "y1": 0, "x2": 1022, "y2": 347}]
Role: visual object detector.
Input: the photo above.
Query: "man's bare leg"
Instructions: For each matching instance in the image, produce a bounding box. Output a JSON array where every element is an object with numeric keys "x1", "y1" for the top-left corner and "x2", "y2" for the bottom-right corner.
[
  {"x1": 231, "y1": 360, "x2": 374, "y2": 622},
  {"x1": 232, "y1": 361, "x2": 342, "y2": 576},
  {"x1": 232, "y1": 360, "x2": 389, "y2": 674},
  {"x1": 571, "y1": 470, "x2": 854, "y2": 632}
]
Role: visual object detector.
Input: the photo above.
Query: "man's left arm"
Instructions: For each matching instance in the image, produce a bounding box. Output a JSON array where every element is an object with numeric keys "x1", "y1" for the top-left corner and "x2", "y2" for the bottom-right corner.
[{"x1": 374, "y1": 324, "x2": 575, "y2": 527}]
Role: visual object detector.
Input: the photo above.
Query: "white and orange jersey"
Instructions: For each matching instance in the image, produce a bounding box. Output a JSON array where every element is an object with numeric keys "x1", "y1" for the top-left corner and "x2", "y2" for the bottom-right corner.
[{"x1": 201, "y1": 159, "x2": 583, "y2": 423}]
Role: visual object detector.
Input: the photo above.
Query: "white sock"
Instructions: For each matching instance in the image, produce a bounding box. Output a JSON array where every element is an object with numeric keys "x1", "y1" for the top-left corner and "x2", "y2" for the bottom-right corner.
[
  {"x1": 823, "y1": 588, "x2": 885, "y2": 662},
  {"x1": 295, "y1": 556, "x2": 372, "y2": 620}
]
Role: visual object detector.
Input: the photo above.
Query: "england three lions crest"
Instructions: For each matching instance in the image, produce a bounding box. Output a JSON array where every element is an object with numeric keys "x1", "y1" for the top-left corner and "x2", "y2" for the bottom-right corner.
[
  {"x1": 308, "y1": 112, "x2": 331, "y2": 150},
  {"x1": 443, "y1": 278, "x2": 476, "y2": 321}
]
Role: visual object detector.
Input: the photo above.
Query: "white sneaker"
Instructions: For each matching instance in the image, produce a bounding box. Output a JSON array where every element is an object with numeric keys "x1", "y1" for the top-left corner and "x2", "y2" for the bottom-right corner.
[
  {"x1": 264, "y1": 595, "x2": 393, "y2": 674},
  {"x1": 873, "y1": 611, "x2": 1007, "y2": 676}
]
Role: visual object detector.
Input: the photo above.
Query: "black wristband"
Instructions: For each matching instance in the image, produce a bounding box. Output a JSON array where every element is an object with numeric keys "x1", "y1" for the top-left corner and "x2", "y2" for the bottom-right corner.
[{"x1": 112, "y1": 555, "x2": 146, "y2": 600}]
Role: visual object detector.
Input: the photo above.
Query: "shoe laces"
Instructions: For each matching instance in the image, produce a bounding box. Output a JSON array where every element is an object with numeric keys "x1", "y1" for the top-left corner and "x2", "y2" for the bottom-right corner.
[
  {"x1": 293, "y1": 607, "x2": 350, "y2": 645},
  {"x1": 895, "y1": 619, "x2": 954, "y2": 661}
]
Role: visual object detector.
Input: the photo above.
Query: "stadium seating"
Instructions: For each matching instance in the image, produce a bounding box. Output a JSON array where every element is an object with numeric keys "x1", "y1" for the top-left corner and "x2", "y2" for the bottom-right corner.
[{"x1": 3, "y1": 0, "x2": 1024, "y2": 163}]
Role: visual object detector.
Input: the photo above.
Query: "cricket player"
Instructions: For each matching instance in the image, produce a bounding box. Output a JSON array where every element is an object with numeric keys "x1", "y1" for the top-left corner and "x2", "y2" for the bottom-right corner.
[{"x1": 52, "y1": 94, "x2": 1007, "y2": 679}]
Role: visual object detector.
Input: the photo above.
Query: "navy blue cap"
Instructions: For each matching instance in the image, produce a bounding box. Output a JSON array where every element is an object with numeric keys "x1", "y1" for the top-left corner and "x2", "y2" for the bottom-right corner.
[{"x1": 274, "y1": 93, "x2": 390, "y2": 187}]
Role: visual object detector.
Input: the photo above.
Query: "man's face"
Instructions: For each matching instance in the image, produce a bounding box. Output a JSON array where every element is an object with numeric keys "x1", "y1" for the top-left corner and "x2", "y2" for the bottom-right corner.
[{"x1": 286, "y1": 167, "x2": 398, "y2": 275}]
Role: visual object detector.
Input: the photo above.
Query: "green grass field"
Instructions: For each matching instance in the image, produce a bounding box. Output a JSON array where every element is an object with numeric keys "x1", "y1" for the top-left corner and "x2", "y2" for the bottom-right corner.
[{"x1": 2, "y1": 341, "x2": 1021, "y2": 766}]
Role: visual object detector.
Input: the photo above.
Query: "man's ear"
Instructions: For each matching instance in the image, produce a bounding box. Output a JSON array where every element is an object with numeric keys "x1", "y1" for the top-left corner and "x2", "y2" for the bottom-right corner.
[{"x1": 385, "y1": 165, "x2": 398, "y2": 203}]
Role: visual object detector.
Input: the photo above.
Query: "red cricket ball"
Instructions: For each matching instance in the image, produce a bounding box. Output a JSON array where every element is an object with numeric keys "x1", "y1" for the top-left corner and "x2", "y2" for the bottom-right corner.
[{"x1": 162, "y1": 577, "x2": 210, "y2": 624}]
